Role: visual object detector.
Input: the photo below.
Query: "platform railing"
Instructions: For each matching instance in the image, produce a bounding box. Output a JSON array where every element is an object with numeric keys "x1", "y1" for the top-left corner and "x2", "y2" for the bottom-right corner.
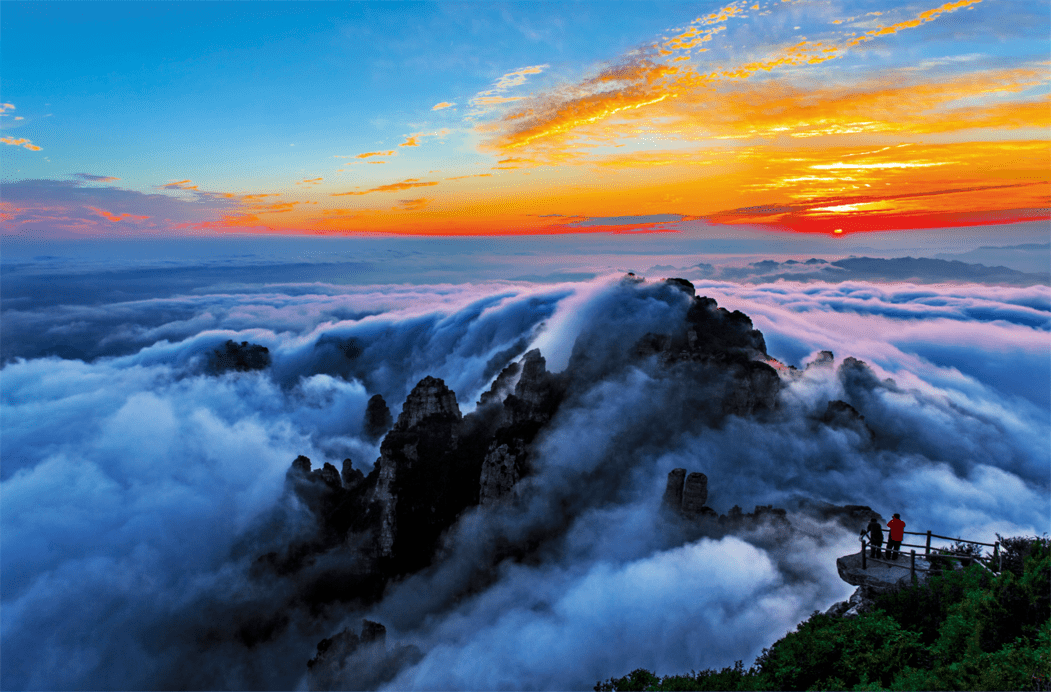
[{"x1": 859, "y1": 528, "x2": 1001, "y2": 581}]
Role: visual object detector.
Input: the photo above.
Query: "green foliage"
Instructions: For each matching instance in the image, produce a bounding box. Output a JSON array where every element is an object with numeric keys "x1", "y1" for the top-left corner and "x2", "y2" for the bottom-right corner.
[
  {"x1": 595, "y1": 668, "x2": 662, "y2": 691},
  {"x1": 596, "y1": 535, "x2": 1051, "y2": 692},
  {"x1": 595, "y1": 661, "x2": 764, "y2": 691},
  {"x1": 752, "y1": 611, "x2": 922, "y2": 691}
]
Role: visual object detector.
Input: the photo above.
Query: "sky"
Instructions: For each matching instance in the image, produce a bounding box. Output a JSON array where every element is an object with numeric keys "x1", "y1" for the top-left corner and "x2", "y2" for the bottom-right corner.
[
  {"x1": 2, "y1": 0, "x2": 1048, "y2": 239},
  {"x1": 1, "y1": 2, "x2": 1049, "y2": 690}
]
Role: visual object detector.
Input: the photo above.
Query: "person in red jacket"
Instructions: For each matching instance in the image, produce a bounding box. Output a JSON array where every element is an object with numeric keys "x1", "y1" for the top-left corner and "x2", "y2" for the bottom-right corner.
[{"x1": 886, "y1": 513, "x2": 906, "y2": 560}]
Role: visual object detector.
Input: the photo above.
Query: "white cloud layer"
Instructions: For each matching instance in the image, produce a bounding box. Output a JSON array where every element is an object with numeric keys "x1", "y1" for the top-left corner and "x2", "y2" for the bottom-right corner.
[{"x1": 1, "y1": 265, "x2": 1047, "y2": 690}]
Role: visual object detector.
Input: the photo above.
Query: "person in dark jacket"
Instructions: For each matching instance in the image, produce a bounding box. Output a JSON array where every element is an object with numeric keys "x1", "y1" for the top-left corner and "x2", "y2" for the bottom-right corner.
[
  {"x1": 861, "y1": 516, "x2": 884, "y2": 559},
  {"x1": 886, "y1": 513, "x2": 906, "y2": 560}
]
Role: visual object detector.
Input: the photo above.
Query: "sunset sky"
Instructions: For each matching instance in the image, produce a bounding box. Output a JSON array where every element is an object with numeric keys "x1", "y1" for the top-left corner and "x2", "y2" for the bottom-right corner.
[{"x1": 2, "y1": 0, "x2": 1048, "y2": 238}]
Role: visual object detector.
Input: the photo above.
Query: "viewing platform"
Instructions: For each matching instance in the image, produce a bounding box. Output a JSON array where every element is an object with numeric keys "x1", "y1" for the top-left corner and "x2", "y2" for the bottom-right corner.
[{"x1": 834, "y1": 528, "x2": 1000, "y2": 609}]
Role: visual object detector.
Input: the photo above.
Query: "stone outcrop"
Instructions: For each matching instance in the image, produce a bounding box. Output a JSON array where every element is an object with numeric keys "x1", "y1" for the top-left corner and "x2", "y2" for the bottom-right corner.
[
  {"x1": 363, "y1": 395, "x2": 393, "y2": 441},
  {"x1": 663, "y1": 468, "x2": 717, "y2": 518},
  {"x1": 477, "y1": 349, "x2": 564, "y2": 506},
  {"x1": 820, "y1": 400, "x2": 875, "y2": 442},
  {"x1": 681, "y1": 472, "x2": 709, "y2": 516},
  {"x1": 662, "y1": 468, "x2": 686, "y2": 510},
  {"x1": 479, "y1": 438, "x2": 527, "y2": 506},
  {"x1": 825, "y1": 586, "x2": 877, "y2": 619},
  {"x1": 392, "y1": 376, "x2": 461, "y2": 431},
  {"x1": 836, "y1": 550, "x2": 929, "y2": 594},
  {"x1": 306, "y1": 619, "x2": 421, "y2": 692},
  {"x1": 631, "y1": 280, "x2": 781, "y2": 417},
  {"x1": 210, "y1": 339, "x2": 270, "y2": 373},
  {"x1": 371, "y1": 376, "x2": 465, "y2": 561}
]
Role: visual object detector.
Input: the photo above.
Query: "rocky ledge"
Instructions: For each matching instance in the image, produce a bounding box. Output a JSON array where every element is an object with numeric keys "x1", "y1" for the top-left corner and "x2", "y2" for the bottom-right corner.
[{"x1": 827, "y1": 547, "x2": 933, "y2": 618}]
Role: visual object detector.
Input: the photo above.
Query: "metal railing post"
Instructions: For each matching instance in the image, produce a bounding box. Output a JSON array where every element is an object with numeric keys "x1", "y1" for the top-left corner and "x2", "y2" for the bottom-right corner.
[
  {"x1": 862, "y1": 537, "x2": 867, "y2": 570},
  {"x1": 926, "y1": 530, "x2": 931, "y2": 556},
  {"x1": 994, "y1": 541, "x2": 1000, "y2": 573},
  {"x1": 911, "y1": 550, "x2": 916, "y2": 582}
]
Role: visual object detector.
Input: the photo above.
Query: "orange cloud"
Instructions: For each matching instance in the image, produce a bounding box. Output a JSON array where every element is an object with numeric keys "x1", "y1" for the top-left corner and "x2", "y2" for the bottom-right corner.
[
  {"x1": 298, "y1": 177, "x2": 324, "y2": 185},
  {"x1": 432, "y1": 102, "x2": 456, "y2": 110},
  {"x1": 87, "y1": 206, "x2": 150, "y2": 223},
  {"x1": 480, "y1": 0, "x2": 999, "y2": 157},
  {"x1": 845, "y1": 0, "x2": 982, "y2": 48},
  {"x1": 699, "y1": 139, "x2": 1050, "y2": 233},
  {"x1": 445, "y1": 173, "x2": 493, "y2": 180},
  {"x1": 1, "y1": 136, "x2": 42, "y2": 151},
  {"x1": 470, "y1": 65, "x2": 549, "y2": 110},
  {"x1": 331, "y1": 178, "x2": 439, "y2": 196},
  {"x1": 399, "y1": 129, "x2": 450, "y2": 148},
  {"x1": 356, "y1": 150, "x2": 396, "y2": 158},
  {"x1": 668, "y1": 67, "x2": 1048, "y2": 141},
  {"x1": 163, "y1": 180, "x2": 198, "y2": 190}
]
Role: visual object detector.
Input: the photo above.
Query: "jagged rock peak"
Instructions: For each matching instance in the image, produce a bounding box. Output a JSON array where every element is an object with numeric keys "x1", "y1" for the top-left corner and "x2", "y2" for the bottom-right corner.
[
  {"x1": 515, "y1": 349, "x2": 547, "y2": 400},
  {"x1": 807, "y1": 350, "x2": 835, "y2": 369},
  {"x1": 210, "y1": 339, "x2": 270, "y2": 373},
  {"x1": 663, "y1": 277, "x2": 696, "y2": 297},
  {"x1": 394, "y1": 376, "x2": 462, "y2": 430},
  {"x1": 663, "y1": 468, "x2": 686, "y2": 509},
  {"x1": 478, "y1": 360, "x2": 521, "y2": 407},
  {"x1": 663, "y1": 468, "x2": 715, "y2": 517},
  {"x1": 681, "y1": 472, "x2": 709, "y2": 515},
  {"x1": 341, "y1": 458, "x2": 364, "y2": 490},
  {"x1": 363, "y1": 394, "x2": 394, "y2": 441}
]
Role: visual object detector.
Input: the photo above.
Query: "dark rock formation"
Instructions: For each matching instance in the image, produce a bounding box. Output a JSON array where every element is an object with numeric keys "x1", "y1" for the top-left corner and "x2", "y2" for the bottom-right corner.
[
  {"x1": 662, "y1": 468, "x2": 687, "y2": 510},
  {"x1": 370, "y1": 376, "x2": 467, "y2": 567},
  {"x1": 825, "y1": 586, "x2": 877, "y2": 619},
  {"x1": 479, "y1": 437, "x2": 527, "y2": 506},
  {"x1": 285, "y1": 456, "x2": 343, "y2": 516},
  {"x1": 630, "y1": 282, "x2": 781, "y2": 417},
  {"x1": 478, "y1": 349, "x2": 565, "y2": 506},
  {"x1": 363, "y1": 395, "x2": 393, "y2": 442},
  {"x1": 262, "y1": 281, "x2": 873, "y2": 688},
  {"x1": 306, "y1": 619, "x2": 421, "y2": 692},
  {"x1": 210, "y1": 339, "x2": 270, "y2": 372},
  {"x1": 795, "y1": 500, "x2": 880, "y2": 530},
  {"x1": 681, "y1": 472, "x2": 709, "y2": 516},
  {"x1": 477, "y1": 360, "x2": 520, "y2": 407},
  {"x1": 819, "y1": 399, "x2": 876, "y2": 445},
  {"x1": 341, "y1": 459, "x2": 364, "y2": 491},
  {"x1": 663, "y1": 468, "x2": 717, "y2": 518}
]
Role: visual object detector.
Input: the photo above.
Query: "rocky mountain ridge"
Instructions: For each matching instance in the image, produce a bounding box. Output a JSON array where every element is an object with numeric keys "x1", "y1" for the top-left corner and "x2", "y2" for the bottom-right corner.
[{"x1": 248, "y1": 277, "x2": 892, "y2": 689}]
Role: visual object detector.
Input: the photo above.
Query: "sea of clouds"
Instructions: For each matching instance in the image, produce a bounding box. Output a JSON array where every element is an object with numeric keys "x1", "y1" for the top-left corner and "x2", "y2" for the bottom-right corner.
[{"x1": 2, "y1": 251, "x2": 1048, "y2": 690}]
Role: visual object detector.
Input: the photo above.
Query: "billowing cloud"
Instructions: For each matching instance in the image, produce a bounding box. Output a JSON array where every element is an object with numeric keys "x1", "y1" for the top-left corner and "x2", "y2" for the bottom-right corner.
[{"x1": 1, "y1": 255, "x2": 1046, "y2": 689}]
